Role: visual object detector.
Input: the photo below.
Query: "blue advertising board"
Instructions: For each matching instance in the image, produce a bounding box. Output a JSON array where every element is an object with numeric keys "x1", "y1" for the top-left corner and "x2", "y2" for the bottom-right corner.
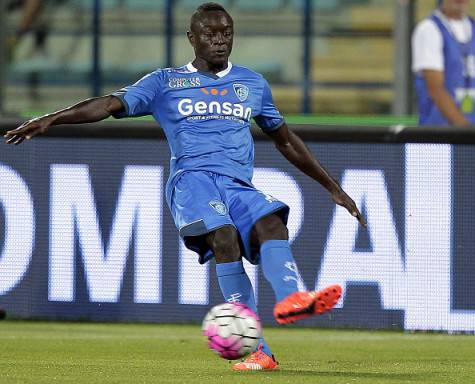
[{"x1": 0, "y1": 138, "x2": 474, "y2": 331}]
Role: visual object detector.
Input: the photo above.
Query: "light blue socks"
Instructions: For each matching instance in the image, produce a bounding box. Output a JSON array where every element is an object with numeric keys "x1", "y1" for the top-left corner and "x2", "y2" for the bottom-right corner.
[
  {"x1": 216, "y1": 260, "x2": 273, "y2": 357},
  {"x1": 260, "y1": 240, "x2": 299, "y2": 302}
]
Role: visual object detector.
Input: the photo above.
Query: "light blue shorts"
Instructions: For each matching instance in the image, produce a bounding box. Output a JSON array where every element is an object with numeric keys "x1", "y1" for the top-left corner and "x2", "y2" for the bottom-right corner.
[{"x1": 170, "y1": 171, "x2": 289, "y2": 264}]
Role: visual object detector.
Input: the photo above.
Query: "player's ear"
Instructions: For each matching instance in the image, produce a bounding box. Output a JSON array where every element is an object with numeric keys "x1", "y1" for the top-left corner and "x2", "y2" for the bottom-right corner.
[{"x1": 187, "y1": 31, "x2": 195, "y2": 47}]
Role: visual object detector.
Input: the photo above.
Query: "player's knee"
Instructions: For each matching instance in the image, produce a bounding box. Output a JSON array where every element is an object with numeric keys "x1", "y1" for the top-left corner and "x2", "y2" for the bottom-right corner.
[
  {"x1": 209, "y1": 225, "x2": 241, "y2": 263},
  {"x1": 253, "y1": 214, "x2": 289, "y2": 244}
]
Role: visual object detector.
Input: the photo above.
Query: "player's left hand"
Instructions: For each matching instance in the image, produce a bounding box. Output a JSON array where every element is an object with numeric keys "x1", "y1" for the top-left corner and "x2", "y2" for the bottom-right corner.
[{"x1": 331, "y1": 188, "x2": 367, "y2": 228}]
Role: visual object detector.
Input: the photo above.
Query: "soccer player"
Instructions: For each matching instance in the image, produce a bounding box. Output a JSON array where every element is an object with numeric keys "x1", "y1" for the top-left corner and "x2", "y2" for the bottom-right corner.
[
  {"x1": 413, "y1": 0, "x2": 475, "y2": 126},
  {"x1": 4, "y1": 2, "x2": 366, "y2": 371}
]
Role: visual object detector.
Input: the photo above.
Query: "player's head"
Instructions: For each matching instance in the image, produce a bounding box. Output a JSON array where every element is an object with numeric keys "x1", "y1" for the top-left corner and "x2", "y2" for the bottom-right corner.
[
  {"x1": 187, "y1": 2, "x2": 234, "y2": 67},
  {"x1": 439, "y1": 0, "x2": 469, "y2": 17}
]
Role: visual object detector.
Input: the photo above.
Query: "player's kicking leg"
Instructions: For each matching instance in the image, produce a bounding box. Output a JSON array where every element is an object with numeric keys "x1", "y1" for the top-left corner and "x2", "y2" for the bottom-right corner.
[
  {"x1": 253, "y1": 214, "x2": 343, "y2": 325},
  {"x1": 273, "y1": 284, "x2": 342, "y2": 325},
  {"x1": 219, "y1": 180, "x2": 342, "y2": 370},
  {"x1": 232, "y1": 215, "x2": 342, "y2": 371},
  {"x1": 230, "y1": 219, "x2": 341, "y2": 371}
]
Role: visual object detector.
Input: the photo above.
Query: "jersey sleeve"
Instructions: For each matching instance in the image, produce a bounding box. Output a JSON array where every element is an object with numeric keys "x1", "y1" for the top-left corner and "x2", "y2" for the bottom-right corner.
[
  {"x1": 111, "y1": 70, "x2": 163, "y2": 118},
  {"x1": 254, "y1": 79, "x2": 285, "y2": 133},
  {"x1": 412, "y1": 19, "x2": 444, "y2": 73}
]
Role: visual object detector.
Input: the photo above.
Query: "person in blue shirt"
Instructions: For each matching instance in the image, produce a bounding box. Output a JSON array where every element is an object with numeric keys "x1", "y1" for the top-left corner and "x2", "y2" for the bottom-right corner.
[
  {"x1": 413, "y1": 0, "x2": 475, "y2": 126},
  {"x1": 5, "y1": 2, "x2": 366, "y2": 371}
]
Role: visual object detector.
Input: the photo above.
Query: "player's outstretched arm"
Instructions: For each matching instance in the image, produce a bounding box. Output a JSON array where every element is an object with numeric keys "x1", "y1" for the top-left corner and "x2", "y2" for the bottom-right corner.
[
  {"x1": 267, "y1": 123, "x2": 367, "y2": 227},
  {"x1": 4, "y1": 95, "x2": 124, "y2": 145}
]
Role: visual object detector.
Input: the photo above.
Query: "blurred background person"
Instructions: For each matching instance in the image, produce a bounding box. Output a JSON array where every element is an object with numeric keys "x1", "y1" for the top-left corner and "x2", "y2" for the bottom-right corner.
[
  {"x1": 6, "y1": 0, "x2": 64, "y2": 100},
  {"x1": 413, "y1": 0, "x2": 475, "y2": 126},
  {"x1": 7, "y1": 0, "x2": 46, "y2": 63}
]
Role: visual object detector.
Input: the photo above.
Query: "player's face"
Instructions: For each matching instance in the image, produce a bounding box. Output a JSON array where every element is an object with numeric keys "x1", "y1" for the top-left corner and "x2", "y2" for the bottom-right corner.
[
  {"x1": 189, "y1": 11, "x2": 234, "y2": 67},
  {"x1": 441, "y1": 0, "x2": 469, "y2": 16}
]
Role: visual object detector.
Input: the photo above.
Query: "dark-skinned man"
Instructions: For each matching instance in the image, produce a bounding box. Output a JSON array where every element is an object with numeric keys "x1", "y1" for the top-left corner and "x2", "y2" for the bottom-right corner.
[{"x1": 4, "y1": 2, "x2": 366, "y2": 371}]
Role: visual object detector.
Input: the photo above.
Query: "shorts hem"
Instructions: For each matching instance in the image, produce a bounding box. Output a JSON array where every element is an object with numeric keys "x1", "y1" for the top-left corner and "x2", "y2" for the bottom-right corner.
[
  {"x1": 241, "y1": 203, "x2": 290, "y2": 265},
  {"x1": 180, "y1": 219, "x2": 236, "y2": 238}
]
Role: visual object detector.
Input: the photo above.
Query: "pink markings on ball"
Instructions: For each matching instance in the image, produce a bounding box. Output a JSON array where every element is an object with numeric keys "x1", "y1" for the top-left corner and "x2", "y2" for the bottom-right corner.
[
  {"x1": 203, "y1": 324, "x2": 219, "y2": 338},
  {"x1": 233, "y1": 303, "x2": 259, "y2": 321},
  {"x1": 233, "y1": 303, "x2": 262, "y2": 332},
  {"x1": 203, "y1": 303, "x2": 262, "y2": 360},
  {"x1": 208, "y1": 335, "x2": 243, "y2": 360},
  {"x1": 220, "y1": 349, "x2": 242, "y2": 360},
  {"x1": 208, "y1": 337, "x2": 225, "y2": 352}
]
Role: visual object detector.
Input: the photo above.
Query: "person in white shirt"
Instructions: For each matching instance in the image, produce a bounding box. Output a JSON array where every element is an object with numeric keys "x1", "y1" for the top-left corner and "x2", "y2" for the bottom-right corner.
[{"x1": 412, "y1": 0, "x2": 475, "y2": 126}]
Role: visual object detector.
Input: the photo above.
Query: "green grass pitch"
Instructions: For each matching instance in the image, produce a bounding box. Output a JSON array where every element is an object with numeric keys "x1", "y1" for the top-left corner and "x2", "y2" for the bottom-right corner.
[{"x1": 1, "y1": 321, "x2": 474, "y2": 384}]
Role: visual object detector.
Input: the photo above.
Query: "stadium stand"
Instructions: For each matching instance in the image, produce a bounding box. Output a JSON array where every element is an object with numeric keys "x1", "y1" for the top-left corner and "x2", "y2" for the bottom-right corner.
[
  {"x1": 312, "y1": 38, "x2": 392, "y2": 83},
  {"x1": 76, "y1": 0, "x2": 118, "y2": 10},
  {"x1": 5, "y1": 0, "x2": 395, "y2": 114},
  {"x1": 235, "y1": 0, "x2": 284, "y2": 12},
  {"x1": 124, "y1": 0, "x2": 166, "y2": 10},
  {"x1": 289, "y1": 0, "x2": 341, "y2": 12},
  {"x1": 181, "y1": 0, "x2": 231, "y2": 10}
]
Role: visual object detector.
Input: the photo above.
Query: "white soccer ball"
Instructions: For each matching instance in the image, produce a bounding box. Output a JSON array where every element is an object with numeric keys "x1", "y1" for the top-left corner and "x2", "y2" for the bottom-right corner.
[{"x1": 202, "y1": 302, "x2": 262, "y2": 360}]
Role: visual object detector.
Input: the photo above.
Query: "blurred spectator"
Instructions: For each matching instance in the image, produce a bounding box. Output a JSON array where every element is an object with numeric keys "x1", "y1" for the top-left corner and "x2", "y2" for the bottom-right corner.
[
  {"x1": 7, "y1": 0, "x2": 46, "y2": 62},
  {"x1": 412, "y1": 0, "x2": 474, "y2": 126},
  {"x1": 6, "y1": 0, "x2": 67, "y2": 100}
]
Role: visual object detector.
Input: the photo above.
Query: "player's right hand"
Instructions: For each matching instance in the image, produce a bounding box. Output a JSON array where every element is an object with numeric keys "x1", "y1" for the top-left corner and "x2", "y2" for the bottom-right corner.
[
  {"x1": 4, "y1": 117, "x2": 51, "y2": 145},
  {"x1": 331, "y1": 188, "x2": 367, "y2": 228}
]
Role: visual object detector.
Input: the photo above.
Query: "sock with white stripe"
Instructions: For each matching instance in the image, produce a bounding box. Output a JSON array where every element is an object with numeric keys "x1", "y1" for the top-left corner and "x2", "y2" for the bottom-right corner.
[
  {"x1": 216, "y1": 260, "x2": 273, "y2": 357},
  {"x1": 260, "y1": 240, "x2": 299, "y2": 302}
]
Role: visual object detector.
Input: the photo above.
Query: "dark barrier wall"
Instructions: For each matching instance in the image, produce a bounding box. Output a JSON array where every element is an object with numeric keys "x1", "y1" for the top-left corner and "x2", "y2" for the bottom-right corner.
[{"x1": 0, "y1": 122, "x2": 475, "y2": 331}]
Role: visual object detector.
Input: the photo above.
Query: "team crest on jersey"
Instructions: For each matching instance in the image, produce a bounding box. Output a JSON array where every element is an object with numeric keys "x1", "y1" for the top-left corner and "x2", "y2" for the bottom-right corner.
[
  {"x1": 209, "y1": 200, "x2": 228, "y2": 215},
  {"x1": 233, "y1": 83, "x2": 249, "y2": 102}
]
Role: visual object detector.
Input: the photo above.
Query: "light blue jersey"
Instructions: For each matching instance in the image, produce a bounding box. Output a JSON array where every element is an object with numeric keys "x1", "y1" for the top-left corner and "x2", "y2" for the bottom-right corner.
[{"x1": 112, "y1": 62, "x2": 284, "y2": 207}]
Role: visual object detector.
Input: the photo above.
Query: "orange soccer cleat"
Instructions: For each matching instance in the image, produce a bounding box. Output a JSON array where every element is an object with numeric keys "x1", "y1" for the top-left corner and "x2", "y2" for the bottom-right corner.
[
  {"x1": 273, "y1": 284, "x2": 343, "y2": 325},
  {"x1": 232, "y1": 345, "x2": 279, "y2": 371}
]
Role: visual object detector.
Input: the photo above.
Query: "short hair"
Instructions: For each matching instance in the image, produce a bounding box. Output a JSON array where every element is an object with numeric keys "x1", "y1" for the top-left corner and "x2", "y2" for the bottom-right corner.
[{"x1": 190, "y1": 2, "x2": 233, "y2": 30}]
